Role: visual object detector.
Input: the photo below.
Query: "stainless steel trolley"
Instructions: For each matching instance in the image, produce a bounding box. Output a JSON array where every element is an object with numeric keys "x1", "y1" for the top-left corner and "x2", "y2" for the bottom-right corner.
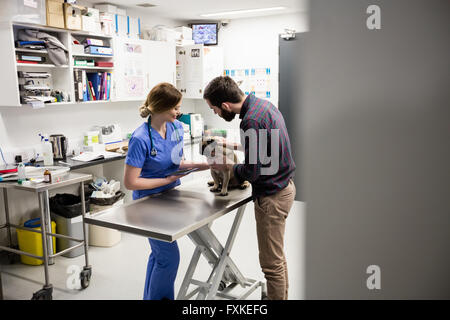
[
  {"x1": 85, "y1": 177, "x2": 266, "y2": 300},
  {"x1": 0, "y1": 172, "x2": 92, "y2": 300}
]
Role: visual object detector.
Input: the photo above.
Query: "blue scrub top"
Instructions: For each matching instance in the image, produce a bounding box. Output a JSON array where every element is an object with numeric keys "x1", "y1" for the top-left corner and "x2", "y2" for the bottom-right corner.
[{"x1": 126, "y1": 120, "x2": 184, "y2": 200}]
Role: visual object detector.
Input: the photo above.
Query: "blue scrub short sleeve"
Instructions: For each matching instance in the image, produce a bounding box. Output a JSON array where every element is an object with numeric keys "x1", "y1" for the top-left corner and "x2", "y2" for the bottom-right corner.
[{"x1": 126, "y1": 136, "x2": 147, "y2": 168}]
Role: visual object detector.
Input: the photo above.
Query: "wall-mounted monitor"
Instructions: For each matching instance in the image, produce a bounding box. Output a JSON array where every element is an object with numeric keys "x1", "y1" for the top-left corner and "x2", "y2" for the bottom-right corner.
[{"x1": 191, "y1": 23, "x2": 218, "y2": 45}]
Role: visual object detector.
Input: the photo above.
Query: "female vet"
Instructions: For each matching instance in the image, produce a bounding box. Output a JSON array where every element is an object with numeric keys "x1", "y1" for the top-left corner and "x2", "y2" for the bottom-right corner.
[{"x1": 124, "y1": 83, "x2": 209, "y2": 300}]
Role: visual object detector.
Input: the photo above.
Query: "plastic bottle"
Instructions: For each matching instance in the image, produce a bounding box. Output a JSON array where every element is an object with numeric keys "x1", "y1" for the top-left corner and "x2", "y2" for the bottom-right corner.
[
  {"x1": 17, "y1": 162, "x2": 26, "y2": 180},
  {"x1": 43, "y1": 138, "x2": 54, "y2": 166},
  {"x1": 44, "y1": 169, "x2": 52, "y2": 183}
]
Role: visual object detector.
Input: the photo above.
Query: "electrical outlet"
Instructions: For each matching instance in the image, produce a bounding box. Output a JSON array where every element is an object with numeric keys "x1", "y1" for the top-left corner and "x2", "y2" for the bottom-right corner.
[{"x1": 3, "y1": 146, "x2": 40, "y2": 164}]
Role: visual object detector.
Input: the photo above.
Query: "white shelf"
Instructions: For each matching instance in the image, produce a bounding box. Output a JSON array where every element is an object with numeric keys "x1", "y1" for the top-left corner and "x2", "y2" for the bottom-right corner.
[
  {"x1": 16, "y1": 63, "x2": 69, "y2": 68},
  {"x1": 79, "y1": 100, "x2": 111, "y2": 104},
  {"x1": 70, "y1": 31, "x2": 113, "y2": 39},
  {"x1": 72, "y1": 53, "x2": 113, "y2": 58},
  {"x1": 21, "y1": 101, "x2": 73, "y2": 107},
  {"x1": 21, "y1": 100, "x2": 112, "y2": 106},
  {"x1": 15, "y1": 48, "x2": 48, "y2": 54},
  {"x1": 12, "y1": 22, "x2": 67, "y2": 34},
  {"x1": 73, "y1": 66, "x2": 114, "y2": 70}
]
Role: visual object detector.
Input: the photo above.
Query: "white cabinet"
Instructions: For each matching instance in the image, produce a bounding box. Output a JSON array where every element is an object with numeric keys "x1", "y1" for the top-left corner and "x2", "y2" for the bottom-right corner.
[
  {"x1": 176, "y1": 44, "x2": 223, "y2": 99},
  {"x1": 113, "y1": 37, "x2": 175, "y2": 101},
  {"x1": 145, "y1": 40, "x2": 176, "y2": 90}
]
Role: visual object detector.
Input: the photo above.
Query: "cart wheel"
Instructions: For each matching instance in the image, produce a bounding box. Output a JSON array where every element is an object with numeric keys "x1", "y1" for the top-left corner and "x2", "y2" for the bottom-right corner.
[
  {"x1": 80, "y1": 267, "x2": 92, "y2": 289},
  {"x1": 261, "y1": 282, "x2": 268, "y2": 300},
  {"x1": 218, "y1": 280, "x2": 227, "y2": 291},
  {"x1": 31, "y1": 287, "x2": 53, "y2": 300},
  {"x1": 7, "y1": 252, "x2": 16, "y2": 264}
]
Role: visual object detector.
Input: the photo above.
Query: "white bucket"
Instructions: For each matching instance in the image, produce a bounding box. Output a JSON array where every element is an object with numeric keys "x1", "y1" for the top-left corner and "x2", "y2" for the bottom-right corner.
[{"x1": 88, "y1": 201, "x2": 123, "y2": 247}]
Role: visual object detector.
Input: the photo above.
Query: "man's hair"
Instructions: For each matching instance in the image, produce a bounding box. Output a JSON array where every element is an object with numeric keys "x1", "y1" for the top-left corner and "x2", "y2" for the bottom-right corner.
[{"x1": 203, "y1": 76, "x2": 244, "y2": 107}]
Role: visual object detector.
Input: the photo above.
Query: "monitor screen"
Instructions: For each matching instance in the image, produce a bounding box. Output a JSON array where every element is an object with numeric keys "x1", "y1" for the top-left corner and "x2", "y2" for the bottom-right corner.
[{"x1": 192, "y1": 23, "x2": 218, "y2": 45}]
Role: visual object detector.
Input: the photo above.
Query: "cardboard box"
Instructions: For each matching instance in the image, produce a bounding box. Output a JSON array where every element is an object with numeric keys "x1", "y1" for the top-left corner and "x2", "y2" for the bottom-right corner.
[
  {"x1": 175, "y1": 26, "x2": 193, "y2": 40},
  {"x1": 8, "y1": 0, "x2": 46, "y2": 25},
  {"x1": 72, "y1": 43, "x2": 84, "y2": 55},
  {"x1": 87, "y1": 7, "x2": 100, "y2": 21},
  {"x1": 115, "y1": 14, "x2": 128, "y2": 36},
  {"x1": 82, "y1": 15, "x2": 101, "y2": 34},
  {"x1": 99, "y1": 12, "x2": 115, "y2": 36},
  {"x1": 46, "y1": 0, "x2": 64, "y2": 28},
  {"x1": 94, "y1": 4, "x2": 117, "y2": 14},
  {"x1": 63, "y1": 3, "x2": 84, "y2": 30},
  {"x1": 116, "y1": 8, "x2": 126, "y2": 16},
  {"x1": 128, "y1": 17, "x2": 141, "y2": 39}
]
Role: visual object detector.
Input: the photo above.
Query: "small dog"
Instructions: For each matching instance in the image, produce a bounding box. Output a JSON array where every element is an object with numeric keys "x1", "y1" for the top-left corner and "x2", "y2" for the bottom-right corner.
[{"x1": 201, "y1": 137, "x2": 249, "y2": 196}]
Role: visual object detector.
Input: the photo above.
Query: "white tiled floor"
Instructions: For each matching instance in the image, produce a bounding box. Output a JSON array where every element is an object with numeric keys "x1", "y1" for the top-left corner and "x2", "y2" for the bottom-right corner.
[{"x1": 0, "y1": 201, "x2": 304, "y2": 300}]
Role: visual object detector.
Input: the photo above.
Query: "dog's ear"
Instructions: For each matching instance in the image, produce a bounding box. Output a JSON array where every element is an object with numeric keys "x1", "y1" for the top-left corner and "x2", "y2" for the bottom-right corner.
[{"x1": 201, "y1": 138, "x2": 215, "y2": 154}]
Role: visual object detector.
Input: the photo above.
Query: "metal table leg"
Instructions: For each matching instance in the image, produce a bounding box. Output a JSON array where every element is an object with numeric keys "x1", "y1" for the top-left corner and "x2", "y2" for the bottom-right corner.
[
  {"x1": 177, "y1": 204, "x2": 264, "y2": 300},
  {"x1": 32, "y1": 192, "x2": 53, "y2": 300},
  {"x1": 41, "y1": 191, "x2": 54, "y2": 265},
  {"x1": 177, "y1": 246, "x2": 203, "y2": 300},
  {"x1": 0, "y1": 270, "x2": 3, "y2": 300},
  {"x1": 205, "y1": 205, "x2": 245, "y2": 300},
  {"x1": 3, "y1": 189, "x2": 14, "y2": 263},
  {"x1": 79, "y1": 182, "x2": 92, "y2": 289}
]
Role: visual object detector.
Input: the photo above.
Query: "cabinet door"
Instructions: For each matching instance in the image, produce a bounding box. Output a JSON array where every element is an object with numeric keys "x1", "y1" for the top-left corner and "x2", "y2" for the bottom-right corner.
[
  {"x1": 112, "y1": 37, "x2": 147, "y2": 101},
  {"x1": 145, "y1": 40, "x2": 176, "y2": 91},
  {"x1": 183, "y1": 44, "x2": 204, "y2": 99},
  {"x1": 202, "y1": 46, "x2": 224, "y2": 92},
  {"x1": 176, "y1": 46, "x2": 187, "y2": 94}
]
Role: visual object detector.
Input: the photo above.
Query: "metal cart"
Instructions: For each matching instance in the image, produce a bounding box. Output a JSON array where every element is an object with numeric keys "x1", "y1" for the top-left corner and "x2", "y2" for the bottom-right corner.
[
  {"x1": 0, "y1": 172, "x2": 93, "y2": 300},
  {"x1": 85, "y1": 177, "x2": 267, "y2": 300}
]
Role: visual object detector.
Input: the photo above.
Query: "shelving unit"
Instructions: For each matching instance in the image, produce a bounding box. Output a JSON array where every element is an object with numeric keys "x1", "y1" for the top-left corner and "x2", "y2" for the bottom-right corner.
[{"x1": 0, "y1": 21, "x2": 176, "y2": 107}]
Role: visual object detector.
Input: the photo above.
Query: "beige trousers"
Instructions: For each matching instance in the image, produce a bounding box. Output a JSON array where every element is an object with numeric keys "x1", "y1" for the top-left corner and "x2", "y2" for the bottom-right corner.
[{"x1": 254, "y1": 179, "x2": 296, "y2": 300}]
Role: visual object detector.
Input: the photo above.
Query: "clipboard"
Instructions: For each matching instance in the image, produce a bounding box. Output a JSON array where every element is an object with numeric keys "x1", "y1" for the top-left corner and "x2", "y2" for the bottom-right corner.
[{"x1": 165, "y1": 168, "x2": 199, "y2": 177}]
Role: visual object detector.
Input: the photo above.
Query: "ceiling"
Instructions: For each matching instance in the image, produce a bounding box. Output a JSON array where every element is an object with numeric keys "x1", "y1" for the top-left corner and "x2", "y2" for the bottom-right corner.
[{"x1": 86, "y1": 0, "x2": 307, "y2": 21}]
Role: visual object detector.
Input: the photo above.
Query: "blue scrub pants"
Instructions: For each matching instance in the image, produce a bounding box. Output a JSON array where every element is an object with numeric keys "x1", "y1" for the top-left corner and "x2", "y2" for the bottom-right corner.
[{"x1": 143, "y1": 238, "x2": 180, "y2": 300}]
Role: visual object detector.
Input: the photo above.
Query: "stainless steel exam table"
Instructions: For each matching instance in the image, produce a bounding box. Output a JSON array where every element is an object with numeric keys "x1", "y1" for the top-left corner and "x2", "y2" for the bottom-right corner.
[{"x1": 84, "y1": 177, "x2": 266, "y2": 300}]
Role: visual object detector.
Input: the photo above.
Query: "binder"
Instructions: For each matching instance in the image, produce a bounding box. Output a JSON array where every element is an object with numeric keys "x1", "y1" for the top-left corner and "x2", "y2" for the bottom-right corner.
[
  {"x1": 82, "y1": 70, "x2": 88, "y2": 101},
  {"x1": 88, "y1": 81, "x2": 96, "y2": 100},
  {"x1": 106, "y1": 73, "x2": 111, "y2": 100},
  {"x1": 87, "y1": 73, "x2": 102, "y2": 100},
  {"x1": 103, "y1": 72, "x2": 108, "y2": 100},
  {"x1": 73, "y1": 70, "x2": 83, "y2": 101}
]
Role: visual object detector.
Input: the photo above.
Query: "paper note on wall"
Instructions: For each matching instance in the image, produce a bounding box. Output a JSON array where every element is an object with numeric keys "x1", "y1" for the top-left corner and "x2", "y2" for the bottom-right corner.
[
  {"x1": 224, "y1": 66, "x2": 274, "y2": 103},
  {"x1": 126, "y1": 76, "x2": 144, "y2": 96}
]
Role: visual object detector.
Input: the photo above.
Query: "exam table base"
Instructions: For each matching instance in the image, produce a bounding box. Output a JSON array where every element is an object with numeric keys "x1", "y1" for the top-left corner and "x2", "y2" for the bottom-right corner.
[{"x1": 177, "y1": 205, "x2": 266, "y2": 300}]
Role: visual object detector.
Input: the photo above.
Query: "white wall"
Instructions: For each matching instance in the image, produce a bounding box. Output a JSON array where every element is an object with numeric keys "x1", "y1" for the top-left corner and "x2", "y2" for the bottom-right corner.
[
  {"x1": 0, "y1": 0, "x2": 193, "y2": 162},
  {"x1": 189, "y1": 12, "x2": 308, "y2": 141},
  {"x1": 0, "y1": 1, "x2": 192, "y2": 247}
]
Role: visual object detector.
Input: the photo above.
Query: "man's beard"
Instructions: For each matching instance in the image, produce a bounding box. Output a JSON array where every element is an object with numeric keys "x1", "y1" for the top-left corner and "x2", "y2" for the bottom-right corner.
[{"x1": 221, "y1": 108, "x2": 236, "y2": 122}]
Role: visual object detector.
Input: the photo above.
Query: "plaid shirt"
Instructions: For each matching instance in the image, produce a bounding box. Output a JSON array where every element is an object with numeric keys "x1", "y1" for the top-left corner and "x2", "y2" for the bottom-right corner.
[{"x1": 233, "y1": 94, "x2": 296, "y2": 200}]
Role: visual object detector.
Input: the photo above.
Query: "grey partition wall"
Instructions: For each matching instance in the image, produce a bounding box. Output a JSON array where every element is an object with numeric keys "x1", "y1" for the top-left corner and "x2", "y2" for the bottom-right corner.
[
  {"x1": 303, "y1": 0, "x2": 450, "y2": 298},
  {"x1": 279, "y1": 32, "x2": 305, "y2": 201}
]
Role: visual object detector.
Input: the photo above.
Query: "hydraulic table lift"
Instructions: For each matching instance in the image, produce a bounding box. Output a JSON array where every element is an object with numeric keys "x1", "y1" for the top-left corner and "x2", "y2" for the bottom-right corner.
[{"x1": 84, "y1": 178, "x2": 266, "y2": 300}]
